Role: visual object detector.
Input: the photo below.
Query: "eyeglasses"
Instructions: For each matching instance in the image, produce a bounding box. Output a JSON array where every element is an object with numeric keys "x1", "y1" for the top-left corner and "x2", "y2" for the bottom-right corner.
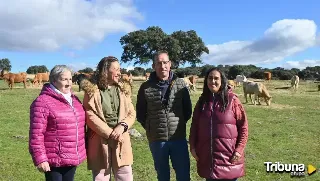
[{"x1": 155, "y1": 60, "x2": 170, "y2": 66}]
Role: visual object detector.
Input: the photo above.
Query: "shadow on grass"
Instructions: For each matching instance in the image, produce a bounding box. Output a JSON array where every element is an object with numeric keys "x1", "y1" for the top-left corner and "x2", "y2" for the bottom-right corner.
[
  {"x1": 305, "y1": 90, "x2": 319, "y2": 92},
  {"x1": 0, "y1": 87, "x2": 29, "y2": 90},
  {"x1": 274, "y1": 86, "x2": 291, "y2": 90}
]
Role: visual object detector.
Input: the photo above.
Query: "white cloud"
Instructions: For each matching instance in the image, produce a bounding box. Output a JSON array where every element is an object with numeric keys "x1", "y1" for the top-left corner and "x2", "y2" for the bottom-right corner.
[
  {"x1": 202, "y1": 19, "x2": 319, "y2": 65},
  {"x1": 282, "y1": 60, "x2": 320, "y2": 70},
  {"x1": 67, "y1": 62, "x2": 96, "y2": 72},
  {"x1": 125, "y1": 66, "x2": 135, "y2": 71},
  {"x1": 0, "y1": 0, "x2": 143, "y2": 52}
]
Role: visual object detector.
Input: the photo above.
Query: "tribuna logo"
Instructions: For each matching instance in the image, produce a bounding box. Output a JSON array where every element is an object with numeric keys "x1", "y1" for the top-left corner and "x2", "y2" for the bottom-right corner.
[{"x1": 264, "y1": 162, "x2": 305, "y2": 177}]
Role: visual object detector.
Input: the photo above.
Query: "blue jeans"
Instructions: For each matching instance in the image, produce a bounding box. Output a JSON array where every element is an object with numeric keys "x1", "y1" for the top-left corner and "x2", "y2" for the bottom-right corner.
[
  {"x1": 206, "y1": 179, "x2": 238, "y2": 181},
  {"x1": 149, "y1": 139, "x2": 190, "y2": 181}
]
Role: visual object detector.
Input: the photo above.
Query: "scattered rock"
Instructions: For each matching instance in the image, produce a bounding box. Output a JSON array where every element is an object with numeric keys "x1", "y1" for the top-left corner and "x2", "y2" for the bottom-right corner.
[
  {"x1": 128, "y1": 128, "x2": 142, "y2": 138},
  {"x1": 12, "y1": 135, "x2": 27, "y2": 140}
]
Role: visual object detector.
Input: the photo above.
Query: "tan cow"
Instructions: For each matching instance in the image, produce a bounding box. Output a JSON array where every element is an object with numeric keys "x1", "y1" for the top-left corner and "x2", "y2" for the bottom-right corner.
[
  {"x1": 243, "y1": 81, "x2": 272, "y2": 106},
  {"x1": 291, "y1": 75, "x2": 299, "y2": 90},
  {"x1": 145, "y1": 72, "x2": 151, "y2": 81},
  {"x1": 1, "y1": 69, "x2": 8, "y2": 77},
  {"x1": 182, "y1": 75, "x2": 198, "y2": 91},
  {"x1": 227, "y1": 80, "x2": 236, "y2": 89},
  {"x1": 2, "y1": 72, "x2": 27, "y2": 89},
  {"x1": 119, "y1": 79, "x2": 132, "y2": 98},
  {"x1": 189, "y1": 75, "x2": 198, "y2": 90},
  {"x1": 33, "y1": 72, "x2": 50, "y2": 87},
  {"x1": 121, "y1": 73, "x2": 133, "y2": 84},
  {"x1": 119, "y1": 73, "x2": 133, "y2": 97},
  {"x1": 183, "y1": 77, "x2": 193, "y2": 91}
]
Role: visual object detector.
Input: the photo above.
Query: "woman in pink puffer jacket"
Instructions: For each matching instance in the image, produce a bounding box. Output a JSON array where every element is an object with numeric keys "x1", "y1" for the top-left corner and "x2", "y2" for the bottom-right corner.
[{"x1": 29, "y1": 65, "x2": 86, "y2": 181}]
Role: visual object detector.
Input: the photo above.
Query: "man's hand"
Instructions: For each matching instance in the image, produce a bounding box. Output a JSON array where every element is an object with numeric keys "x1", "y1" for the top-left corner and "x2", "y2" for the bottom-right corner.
[
  {"x1": 109, "y1": 124, "x2": 125, "y2": 141},
  {"x1": 37, "y1": 161, "x2": 51, "y2": 172},
  {"x1": 191, "y1": 149, "x2": 199, "y2": 161},
  {"x1": 231, "y1": 151, "x2": 241, "y2": 163}
]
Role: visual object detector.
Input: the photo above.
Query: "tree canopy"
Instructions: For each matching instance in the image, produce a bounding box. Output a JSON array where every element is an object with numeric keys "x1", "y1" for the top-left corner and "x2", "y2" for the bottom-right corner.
[
  {"x1": 26, "y1": 65, "x2": 49, "y2": 74},
  {"x1": 120, "y1": 64, "x2": 320, "y2": 81},
  {"x1": 119, "y1": 26, "x2": 209, "y2": 69},
  {"x1": 0, "y1": 58, "x2": 12, "y2": 72},
  {"x1": 78, "y1": 67, "x2": 94, "y2": 73}
]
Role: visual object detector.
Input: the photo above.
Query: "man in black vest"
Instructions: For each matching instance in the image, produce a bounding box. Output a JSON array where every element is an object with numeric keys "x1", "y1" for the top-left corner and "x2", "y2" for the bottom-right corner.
[{"x1": 136, "y1": 51, "x2": 192, "y2": 181}]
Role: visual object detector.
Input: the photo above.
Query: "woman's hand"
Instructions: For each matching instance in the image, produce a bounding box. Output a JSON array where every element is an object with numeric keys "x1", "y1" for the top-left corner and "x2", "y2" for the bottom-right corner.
[
  {"x1": 109, "y1": 124, "x2": 125, "y2": 141},
  {"x1": 231, "y1": 151, "x2": 241, "y2": 163},
  {"x1": 37, "y1": 161, "x2": 51, "y2": 172},
  {"x1": 191, "y1": 149, "x2": 199, "y2": 161}
]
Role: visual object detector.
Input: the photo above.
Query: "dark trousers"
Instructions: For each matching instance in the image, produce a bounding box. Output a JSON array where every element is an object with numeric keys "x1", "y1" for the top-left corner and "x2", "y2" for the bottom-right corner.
[
  {"x1": 149, "y1": 139, "x2": 190, "y2": 181},
  {"x1": 44, "y1": 166, "x2": 77, "y2": 181}
]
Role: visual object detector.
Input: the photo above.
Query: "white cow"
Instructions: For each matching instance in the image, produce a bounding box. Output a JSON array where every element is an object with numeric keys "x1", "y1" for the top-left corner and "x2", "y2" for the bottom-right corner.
[
  {"x1": 291, "y1": 75, "x2": 299, "y2": 90},
  {"x1": 235, "y1": 75, "x2": 247, "y2": 86}
]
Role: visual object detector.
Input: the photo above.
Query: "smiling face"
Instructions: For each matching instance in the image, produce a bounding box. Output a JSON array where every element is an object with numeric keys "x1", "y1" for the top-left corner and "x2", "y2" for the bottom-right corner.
[
  {"x1": 53, "y1": 70, "x2": 72, "y2": 94},
  {"x1": 207, "y1": 70, "x2": 222, "y2": 93},
  {"x1": 107, "y1": 61, "x2": 121, "y2": 84},
  {"x1": 152, "y1": 53, "x2": 171, "y2": 80}
]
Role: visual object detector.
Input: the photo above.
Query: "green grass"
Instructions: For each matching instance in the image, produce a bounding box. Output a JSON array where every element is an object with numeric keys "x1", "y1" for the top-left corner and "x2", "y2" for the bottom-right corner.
[{"x1": 0, "y1": 80, "x2": 319, "y2": 181}]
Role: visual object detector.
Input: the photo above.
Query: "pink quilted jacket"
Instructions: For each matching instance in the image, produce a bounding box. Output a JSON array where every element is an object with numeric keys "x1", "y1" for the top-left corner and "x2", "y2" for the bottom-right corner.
[{"x1": 29, "y1": 84, "x2": 87, "y2": 167}]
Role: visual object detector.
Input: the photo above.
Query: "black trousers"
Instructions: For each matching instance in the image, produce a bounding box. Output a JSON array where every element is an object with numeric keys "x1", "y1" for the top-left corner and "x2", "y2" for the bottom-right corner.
[{"x1": 44, "y1": 166, "x2": 77, "y2": 181}]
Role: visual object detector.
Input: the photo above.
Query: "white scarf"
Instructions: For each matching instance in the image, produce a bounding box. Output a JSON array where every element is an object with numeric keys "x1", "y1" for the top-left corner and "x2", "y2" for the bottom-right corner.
[{"x1": 50, "y1": 84, "x2": 73, "y2": 107}]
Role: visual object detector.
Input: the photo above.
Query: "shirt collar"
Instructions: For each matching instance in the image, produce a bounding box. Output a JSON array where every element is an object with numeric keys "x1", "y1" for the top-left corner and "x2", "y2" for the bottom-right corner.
[{"x1": 49, "y1": 83, "x2": 71, "y2": 97}]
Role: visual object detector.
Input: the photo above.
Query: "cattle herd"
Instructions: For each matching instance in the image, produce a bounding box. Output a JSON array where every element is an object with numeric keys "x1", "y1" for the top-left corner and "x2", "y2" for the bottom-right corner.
[
  {"x1": 0, "y1": 70, "x2": 317, "y2": 106},
  {"x1": 227, "y1": 72, "x2": 301, "y2": 106}
]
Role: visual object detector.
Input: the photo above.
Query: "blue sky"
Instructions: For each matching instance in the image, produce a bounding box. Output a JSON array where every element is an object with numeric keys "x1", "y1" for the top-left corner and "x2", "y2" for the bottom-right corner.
[{"x1": 1, "y1": 0, "x2": 319, "y2": 72}]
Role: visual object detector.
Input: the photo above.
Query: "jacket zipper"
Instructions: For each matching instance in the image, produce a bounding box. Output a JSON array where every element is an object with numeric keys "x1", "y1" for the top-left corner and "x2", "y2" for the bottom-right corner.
[
  {"x1": 210, "y1": 105, "x2": 213, "y2": 174},
  {"x1": 66, "y1": 96, "x2": 80, "y2": 164},
  {"x1": 72, "y1": 106, "x2": 80, "y2": 164},
  {"x1": 166, "y1": 80, "x2": 175, "y2": 141},
  {"x1": 210, "y1": 96, "x2": 215, "y2": 175},
  {"x1": 165, "y1": 106, "x2": 169, "y2": 140}
]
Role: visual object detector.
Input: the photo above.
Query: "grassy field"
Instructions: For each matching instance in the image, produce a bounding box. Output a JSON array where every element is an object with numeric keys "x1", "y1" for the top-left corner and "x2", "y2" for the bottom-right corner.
[{"x1": 0, "y1": 79, "x2": 319, "y2": 181}]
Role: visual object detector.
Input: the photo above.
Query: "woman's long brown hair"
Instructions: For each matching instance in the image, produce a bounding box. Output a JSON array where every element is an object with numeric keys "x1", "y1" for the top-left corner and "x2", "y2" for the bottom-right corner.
[
  {"x1": 198, "y1": 68, "x2": 229, "y2": 112},
  {"x1": 95, "y1": 56, "x2": 119, "y2": 91}
]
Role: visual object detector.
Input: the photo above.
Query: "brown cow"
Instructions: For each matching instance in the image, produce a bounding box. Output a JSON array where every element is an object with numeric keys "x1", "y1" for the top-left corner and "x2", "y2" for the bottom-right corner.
[
  {"x1": 264, "y1": 72, "x2": 272, "y2": 81},
  {"x1": 74, "y1": 73, "x2": 94, "y2": 92},
  {"x1": 72, "y1": 72, "x2": 80, "y2": 85},
  {"x1": 33, "y1": 72, "x2": 50, "y2": 87},
  {"x1": 2, "y1": 72, "x2": 27, "y2": 89}
]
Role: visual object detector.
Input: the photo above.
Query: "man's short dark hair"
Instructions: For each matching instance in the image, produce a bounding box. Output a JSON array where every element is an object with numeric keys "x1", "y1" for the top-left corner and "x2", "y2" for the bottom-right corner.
[{"x1": 153, "y1": 50, "x2": 169, "y2": 63}]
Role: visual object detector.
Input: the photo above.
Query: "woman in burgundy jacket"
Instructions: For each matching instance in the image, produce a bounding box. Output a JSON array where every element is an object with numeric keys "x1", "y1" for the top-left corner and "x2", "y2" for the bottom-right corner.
[
  {"x1": 29, "y1": 65, "x2": 86, "y2": 181},
  {"x1": 189, "y1": 68, "x2": 249, "y2": 181}
]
